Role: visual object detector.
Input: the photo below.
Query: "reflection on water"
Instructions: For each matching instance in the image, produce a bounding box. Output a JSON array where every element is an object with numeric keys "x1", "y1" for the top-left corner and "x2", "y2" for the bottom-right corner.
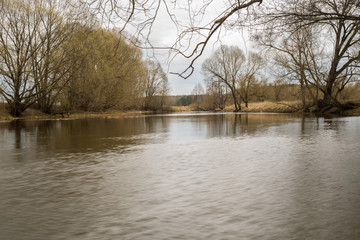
[{"x1": 0, "y1": 113, "x2": 360, "y2": 240}]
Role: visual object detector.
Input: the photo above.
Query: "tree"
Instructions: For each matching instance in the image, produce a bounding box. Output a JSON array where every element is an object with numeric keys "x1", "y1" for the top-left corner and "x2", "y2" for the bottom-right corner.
[
  {"x1": 205, "y1": 79, "x2": 228, "y2": 110},
  {"x1": 31, "y1": 0, "x2": 87, "y2": 114},
  {"x1": 0, "y1": 0, "x2": 41, "y2": 116},
  {"x1": 273, "y1": 79, "x2": 285, "y2": 102},
  {"x1": 66, "y1": 29, "x2": 145, "y2": 111},
  {"x1": 203, "y1": 45, "x2": 245, "y2": 111},
  {"x1": 176, "y1": 96, "x2": 192, "y2": 106},
  {"x1": 0, "y1": 0, "x2": 90, "y2": 116},
  {"x1": 82, "y1": 0, "x2": 264, "y2": 78},
  {"x1": 238, "y1": 52, "x2": 263, "y2": 107},
  {"x1": 254, "y1": 0, "x2": 360, "y2": 110},
  {"x1": 143, "y1": 60, "x2": 170, "y2": 110},
  {"x1": 191, "y1": 83, "x2": 204, "y2": 110},
  {"x1": 202, "y1": 45, "x2": 263, "y2": 111},
  {"x1": 258, "y1": 26, "x2": 323, "y2": 110}
]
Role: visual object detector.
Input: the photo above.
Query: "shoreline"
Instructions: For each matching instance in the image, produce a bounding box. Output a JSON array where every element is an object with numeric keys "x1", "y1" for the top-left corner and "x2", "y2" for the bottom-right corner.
[{"x1": 1, "y1": 102, "x2": 360, "y2": 122}]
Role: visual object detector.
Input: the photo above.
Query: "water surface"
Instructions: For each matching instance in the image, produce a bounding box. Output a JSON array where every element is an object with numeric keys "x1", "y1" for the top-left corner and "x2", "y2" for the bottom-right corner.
[{"x1": 0, "y1": 113, "x2": 359, "y2": 239}]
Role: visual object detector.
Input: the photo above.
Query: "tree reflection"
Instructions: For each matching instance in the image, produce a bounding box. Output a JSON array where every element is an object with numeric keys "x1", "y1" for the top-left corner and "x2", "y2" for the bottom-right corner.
[{"x1": 1, "y1": 117, "x2": 171, "y2": 161}]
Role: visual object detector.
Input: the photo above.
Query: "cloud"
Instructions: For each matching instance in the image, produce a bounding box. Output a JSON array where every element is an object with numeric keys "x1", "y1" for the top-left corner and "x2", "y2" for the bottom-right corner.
[{"x1": 134, "y1": 1, "x2": 252, "y2": 95}]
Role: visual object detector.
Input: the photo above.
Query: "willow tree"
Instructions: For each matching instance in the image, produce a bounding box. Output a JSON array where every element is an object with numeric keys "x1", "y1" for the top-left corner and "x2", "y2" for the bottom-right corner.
[{"x1": 66, "y1": 29, "x2": 145, "y2": 111}]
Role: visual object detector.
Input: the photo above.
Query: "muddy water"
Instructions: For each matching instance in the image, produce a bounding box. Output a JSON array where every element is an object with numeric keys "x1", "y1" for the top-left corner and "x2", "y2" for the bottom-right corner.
[{"x1": 0, "y1": 113, "x2": 359, "y2": 239}]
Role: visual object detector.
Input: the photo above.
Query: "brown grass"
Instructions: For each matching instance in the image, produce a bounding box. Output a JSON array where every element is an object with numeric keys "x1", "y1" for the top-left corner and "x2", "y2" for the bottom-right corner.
[
  {"x1": 244, "y1": 101, "x2": 300, "y2": 113},
  {"x1": 1, "y1": 101, "x2": 359, "y2": 121},
  {"x1": 170, "y1": 106, "x2": 193, "y2": 112},
  {"x1": 222, "y1": 101, "x2": 300, "y2": 113},
  {"x1": 0, "y1": 106, "x2": 150, "y2": 122}
]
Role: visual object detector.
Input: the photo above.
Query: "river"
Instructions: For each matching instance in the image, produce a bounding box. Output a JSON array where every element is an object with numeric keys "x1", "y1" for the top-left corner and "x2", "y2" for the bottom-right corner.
[{"x1": 0, "y1": 113, "x2": 359, "y2": 239}]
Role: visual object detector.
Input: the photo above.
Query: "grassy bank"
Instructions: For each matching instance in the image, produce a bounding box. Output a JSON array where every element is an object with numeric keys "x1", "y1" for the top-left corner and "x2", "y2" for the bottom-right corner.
[
  {"x1": 227, "y1": 101, "x2": 299, "y2": 113},
  {"x1": 1, "y1": 101, "x2": 360, "y2": 122},
  {"x1": 203, "y1": 101, "x2": 360, "y2": 115},
  {"x1": 0, "y1": 106, "x2": 152, "y2": 122}
]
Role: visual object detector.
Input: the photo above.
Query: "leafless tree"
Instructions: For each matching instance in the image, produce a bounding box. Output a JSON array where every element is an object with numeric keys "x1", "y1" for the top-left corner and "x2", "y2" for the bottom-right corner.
[
  {"x1": 143, "y1": 60, "x2": 170, "y2": 110},
  {"x1": 0, "y1": 0, "x2": 42, "y2": 116},
  {"x1": 203, "y1": 45, "x2": 245, "y2": 111},
  {"x1": 203, "y1": 45, "x2": 263, "y2": 111},
  {"x1": 273, "y1": 79, "x2": 285, "y2": 102},
  {"x1": 258, "y1": 26, "x2": 323, "y2": 110},
  {"x1": 31, "y1": 0, "x2": 88, "y2": 114},
  {"x1": 238, "y1": 52, "x2": 263, "y2": 107},
  {"x1": 0, "y1": 0, "x2": 90, "y2": 116},
  {"x1": 81, "y1": 0, "x2": 264, "y2": 78},
  {"x1": 191, "y1": 83, "x2": 205, "y2": 110},
  {"x1": 253, "y1": 0, "x2": 360, "y2": 110},
  {"x1": 205, "y1": 79, "x2": 228, "y2": 110}
]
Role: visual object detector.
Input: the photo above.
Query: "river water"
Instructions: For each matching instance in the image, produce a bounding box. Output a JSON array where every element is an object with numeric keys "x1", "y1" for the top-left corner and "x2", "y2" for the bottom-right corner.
[{"x1": 0, "y1": 113, "x2": 359, "y2": 240}]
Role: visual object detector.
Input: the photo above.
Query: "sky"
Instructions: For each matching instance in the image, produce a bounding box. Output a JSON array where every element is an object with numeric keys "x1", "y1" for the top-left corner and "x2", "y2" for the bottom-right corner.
[
  {"x1": 145, "y1": 31, "x2": 250, "y2": 96},
  {"x1": 126, "y1": 1, "x2": 253, "y2": 96},
  {"x1": 164, "y1": 31, "x2": 250, "y2": 96}
]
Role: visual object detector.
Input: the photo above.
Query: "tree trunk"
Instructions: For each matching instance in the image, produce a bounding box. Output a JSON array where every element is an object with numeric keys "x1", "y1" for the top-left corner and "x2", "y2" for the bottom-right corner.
[
  {"x1": 231, "y1": 90, "x2": 241, "y2": 112},
  {"x1": 8, "y1": 100, "x2": 24, "y2": 117},
  {"x1": 322, "y1": 57, "x2": 339, "y2": 108},
  {"x1": 300, "y1": 81, "x2": 307, "y2": 110},
  {"x1": 323, "y1": 76, "x2": 335, "y2": 106},
  {"x1": 9, "y1": 82, "x2": 24, "y2": 117}
]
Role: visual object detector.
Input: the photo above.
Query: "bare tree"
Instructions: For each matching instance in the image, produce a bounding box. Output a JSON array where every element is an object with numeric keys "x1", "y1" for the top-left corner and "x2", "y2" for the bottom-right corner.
[
  {"x1": 0, "y1": 0, "x2": 91, "y2": 116},
  {"x1": 258, "y1": 26, "x2": 323, "y2": 110},
  {"x1": 254, "y1": 0, "x2": 360, "y2": 110},
  {"x1": 0, "y1": 0, "x2": 42, "y2": 116},
  {"x1": 273, "y1": 79, "x2": 285, "y2": 102},
  {"x1": 143, "y1": 60, "x2": 169, "y2": 110},
  {"x1": 203, "y1": 45, "x2": 263, "y2": 111},
  {"x1": 81, "y1": 0, "x2": 264, "y2": 78},
  {"x1": 31, "y1": 0, "x2": 87, "y2": 114},
  {"x1": 205, "y1": 79, "x2": 228, "y2": 110},
  {"x1": 239, "y1": 52, "x2": 263, "y2": 107},
  {"x1": 191, "y1": 83, "x2": 205, "y2": 110},
  {"x1": 203, "y1": 45, "x2": 245, "y2": 111}
]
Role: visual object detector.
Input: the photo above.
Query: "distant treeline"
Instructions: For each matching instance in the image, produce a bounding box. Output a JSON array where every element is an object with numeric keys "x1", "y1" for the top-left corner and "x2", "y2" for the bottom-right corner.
[{"x1": 171, "y1": 82, "x2": 360, "y2": 111}]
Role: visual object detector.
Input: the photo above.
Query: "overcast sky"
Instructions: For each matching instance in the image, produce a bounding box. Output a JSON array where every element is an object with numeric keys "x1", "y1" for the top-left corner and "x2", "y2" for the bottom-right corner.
[
  {"x1": 166, "y1": 31, "x2": 250, "y2": 96},
  {"x1": 130, "y1": 1, "x2": 252, "y2": 96}
]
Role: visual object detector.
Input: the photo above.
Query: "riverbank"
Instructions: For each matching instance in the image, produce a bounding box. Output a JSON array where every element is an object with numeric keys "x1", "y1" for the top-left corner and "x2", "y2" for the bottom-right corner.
[
  {"x1": 226, "y1": 101, "x2": 298, "y2": 113},
  {"x1": 221, "y1": 101, "x2": 360, "y2": 116},
  {"x1": 0, "y1": 107, "x2": 153, "y2": 122},
  {"x1": 1, "y1": 101, "x2": 360, "y2": 121}
]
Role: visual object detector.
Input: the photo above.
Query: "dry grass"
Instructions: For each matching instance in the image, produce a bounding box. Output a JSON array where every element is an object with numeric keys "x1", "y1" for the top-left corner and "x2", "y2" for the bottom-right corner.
[
  {"x1": 70, "y1": 110, "x2": 147, "y2": 119},
  {"x1": 245, "y1": 101, "x2": 300, "y2": 113},
  {"x1": 343, "y1": 107, "x2": 360, "y2": 116},
  {"x1": 170, "y1": 106, "x2": 193, "y2": 112},
  {"x1": 222, "y1": 101, "x2": 300, "y2": 113},
  {"x1": 0, "y1": 106, "x2": 149, "y2": 122},
  {"x1": 0, "y1": 103, "x2": 12, "y2": 121},
  {"x1": 1, "y1": 101, "x2": 359, "y2": 121}
]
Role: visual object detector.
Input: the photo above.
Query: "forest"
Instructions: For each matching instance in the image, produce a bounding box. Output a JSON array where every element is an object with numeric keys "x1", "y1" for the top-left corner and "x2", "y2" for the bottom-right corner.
[{"x1": 1, "y1": 0, "x2": 360, "y2": 117}]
